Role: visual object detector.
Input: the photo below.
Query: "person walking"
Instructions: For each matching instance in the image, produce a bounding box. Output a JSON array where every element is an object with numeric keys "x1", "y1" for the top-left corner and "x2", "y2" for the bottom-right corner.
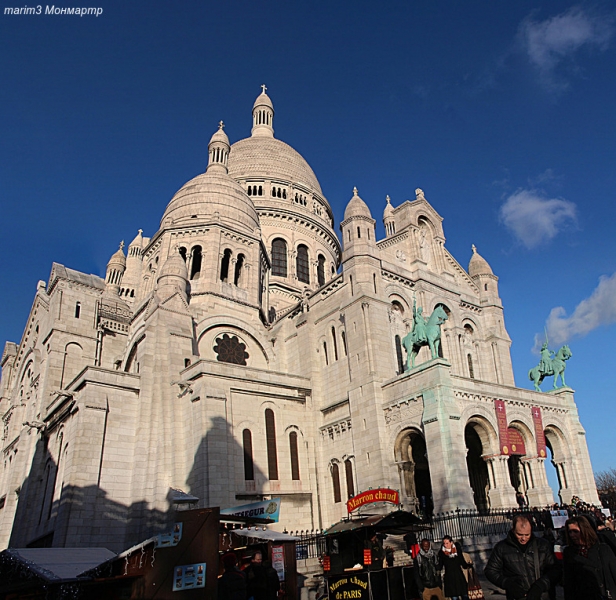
[
  {"x1": 438, "y1": 535, "x2": 471, "y2": 600},
  {"x1": 245, "y1": 551, "x2": 269, "y2": 600},
  {"x1": 563, "y1": 516, "x2": 616, "y2": 600},
  {"x1": 414, "y1": 538, "x2": 445, "y2": 600},
  {"x1": 485, "y1": 514, "x2": 559, "y2": 600},
  {"x1": 218, "y1": 552, "x2": 247, "y2": 600}
]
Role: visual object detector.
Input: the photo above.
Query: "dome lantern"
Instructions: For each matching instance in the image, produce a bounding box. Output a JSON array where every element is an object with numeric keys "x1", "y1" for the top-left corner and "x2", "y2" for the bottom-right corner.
[{"x1": 251, "y1": 84, "x2": 274, "y2": 138}]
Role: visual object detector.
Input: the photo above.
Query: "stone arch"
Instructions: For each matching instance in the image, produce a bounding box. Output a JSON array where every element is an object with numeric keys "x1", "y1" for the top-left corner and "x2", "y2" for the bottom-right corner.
[
  {"x1": 394, "y1": 427, "x2": 433, "y2": 514},
  {"x1": 544, "y1": 424, "x2": 571, "y2": 502},
  {"x1": 507, "y1": 419, "x2": 535, "y2": 496},
  {"x1": 464, "y1": 416, "x2": 499, "y2": 512},
  {"x1": 197, "y1": 323, "x2": 269, "y2": 369},
  {"x1": 197, "y1": 322, "x2": 270, "y2": 369},
  {"x1": 60, "y1": 342, "x2": 84, "y2": 388},
  {"x1": 124, "y1": 334, "x2": 145, "y2": 374}
]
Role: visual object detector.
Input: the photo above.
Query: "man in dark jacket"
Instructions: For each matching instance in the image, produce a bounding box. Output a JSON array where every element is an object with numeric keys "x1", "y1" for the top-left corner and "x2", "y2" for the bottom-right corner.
[
  {"x1": 485, "y1": 514, "x2": 560, "y2": 600},
  {"x1": 413, "y1": 539, "x2": 444, "y2": 600},
  {"x1": 218, "y1": 552, "x2": 247, "y2": 600}
]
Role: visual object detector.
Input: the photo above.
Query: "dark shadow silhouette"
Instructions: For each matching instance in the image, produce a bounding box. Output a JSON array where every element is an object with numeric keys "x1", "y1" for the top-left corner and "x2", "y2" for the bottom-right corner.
[{"x1": 9, "y1": 412, "x2": 267, "y2": 555}]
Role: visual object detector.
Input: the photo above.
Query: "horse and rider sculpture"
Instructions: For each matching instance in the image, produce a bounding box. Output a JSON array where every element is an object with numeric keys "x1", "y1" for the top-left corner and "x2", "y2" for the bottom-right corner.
[
  {"x1": 399, "y1": 300, "x2": 571, "y2": 393},
  {"x1": 528, "y1": 341, "x2": 572, "y2": 392},
  {"x1": 401, "y1": 300, "x2": 448, "y2": 370}
]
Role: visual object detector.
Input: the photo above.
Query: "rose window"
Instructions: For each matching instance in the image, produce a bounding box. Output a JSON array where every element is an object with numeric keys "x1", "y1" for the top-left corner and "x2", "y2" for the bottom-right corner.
[{"x1": 213, "y1": 334, "x2": 249, "y2": 366}]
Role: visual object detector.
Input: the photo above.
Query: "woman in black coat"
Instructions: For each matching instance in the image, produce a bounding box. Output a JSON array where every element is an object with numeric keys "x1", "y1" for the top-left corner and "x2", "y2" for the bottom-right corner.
[
  {"x1": 563, "y1": 516, "x2": 616, "y2": 600},
  {"x1": 438, "y1": 536, "x2": 471, "y2": 600}
]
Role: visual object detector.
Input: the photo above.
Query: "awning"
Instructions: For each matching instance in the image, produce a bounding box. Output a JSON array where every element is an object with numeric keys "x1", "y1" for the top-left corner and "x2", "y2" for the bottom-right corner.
[
  {"x1": 324, "y1": 510, "x2": 430, "y2": 536},
  {"x1": 0, "y1": 547, "x2": 116, "y2": 581},
  {"x1": 230, "y1": 529, "x2": 299, "y2": 542}
]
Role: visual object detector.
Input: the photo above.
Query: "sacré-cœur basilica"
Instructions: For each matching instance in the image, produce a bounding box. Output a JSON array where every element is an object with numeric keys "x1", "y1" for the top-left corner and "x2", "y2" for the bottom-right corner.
[{"x1": 0, "y1": 88, "x2": 598, "y2": 552}]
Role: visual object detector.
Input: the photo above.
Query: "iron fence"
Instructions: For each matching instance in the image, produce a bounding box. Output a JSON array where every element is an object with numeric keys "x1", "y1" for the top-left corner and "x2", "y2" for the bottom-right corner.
[{"x1": 291, "y1": 506, "x2": 566, "y2": 559}]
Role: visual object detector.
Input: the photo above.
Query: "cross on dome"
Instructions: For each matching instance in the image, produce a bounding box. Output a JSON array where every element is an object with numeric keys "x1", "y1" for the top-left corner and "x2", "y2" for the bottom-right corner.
[
  {"x1": 353, "y1": 187, "x2": 358, "y2": 196},
  {"x1": 472, "y1": 244, "x2": 477, "y2": 253},
  {"x1": 218, "y1": 120, "x2": 225, "y2": 130},
  {"x1": 119, "y1": 241, "x2": 125, "y2": 251},
  {"x1": 386, "y1": 195, "x2": 391, "y2": 204},
  {"x1": 261, "y1": 84, "x2": 267, "y2": 94}
]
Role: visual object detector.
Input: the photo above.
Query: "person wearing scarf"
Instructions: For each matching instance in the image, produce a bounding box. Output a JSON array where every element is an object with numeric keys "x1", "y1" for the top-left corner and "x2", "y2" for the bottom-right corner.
[
  {"x1": 438, "y1": 536, "x2": 471, "y2": 600},
  {"x1": 413, "y1": 539, "x2": 445, "y2": 600},
  {"x1": 563, "y1": 516, "x2": 616, "y2": 600}
]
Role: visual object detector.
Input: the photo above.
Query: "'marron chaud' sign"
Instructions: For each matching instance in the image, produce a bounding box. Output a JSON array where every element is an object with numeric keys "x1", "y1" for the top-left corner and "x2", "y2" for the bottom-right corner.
[
  {"x1": 346, "y1": 488, "x2": 400, "y2": 513},
  {"x1": 327, "y1": 572, "x2": 369, "y2": 599}
]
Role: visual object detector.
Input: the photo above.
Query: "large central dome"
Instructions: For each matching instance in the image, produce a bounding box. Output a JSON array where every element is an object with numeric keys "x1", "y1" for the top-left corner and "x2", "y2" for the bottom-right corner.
[{"x1": 227, "y1": 136, "x2": 323, "y2": 195}]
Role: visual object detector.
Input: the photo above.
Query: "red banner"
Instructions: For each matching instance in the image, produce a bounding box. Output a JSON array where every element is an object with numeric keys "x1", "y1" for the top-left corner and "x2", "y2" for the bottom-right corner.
[
  {"x1": 346, "y1": 488, "x2": 400, "y2": 513},
  {"x1": 507, "y1": 427, "x2": 526, "y2": 455},
  {"x1": 494, "y1": 399, "x2": 510, "y2": 455},
  {"x1": 532, "y1": 406, "x2": 547, "y2": 458}
]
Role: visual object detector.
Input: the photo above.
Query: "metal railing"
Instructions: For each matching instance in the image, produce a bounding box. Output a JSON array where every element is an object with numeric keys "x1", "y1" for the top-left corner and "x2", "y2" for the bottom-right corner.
[{"x1": 292, "y1": 506, "x2": 568, "y2": 559}]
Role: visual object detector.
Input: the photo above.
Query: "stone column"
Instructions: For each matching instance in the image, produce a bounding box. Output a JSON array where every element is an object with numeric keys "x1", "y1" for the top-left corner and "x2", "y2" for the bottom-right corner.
[
  {"x1": 485, "y1": 455, "x2": 517, "y2": 508},
  {"x1": 524, "y1": 458, "x2": 554, "y2": 507},
  {"x1": 555, "y1": 460, "x2": 573, "y2": 504}
]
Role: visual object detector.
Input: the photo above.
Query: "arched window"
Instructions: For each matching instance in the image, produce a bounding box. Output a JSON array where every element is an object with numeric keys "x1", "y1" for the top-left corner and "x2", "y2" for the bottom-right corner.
[
  {"x1": 341, "y1": 331, "x2": 347, "y2": 356},
  {"x1": 332, "y1": 463, "x2": 342, "y2": 503},
  {"x1": 190, "y1": 246, "x2": 202, "y2": 280},
  {"x1": 74, "y1": 302, "x2": 81, "y2": 319},
  {"x1": 271, "y1": 239, "x2": 287, "y2": 277},
  {"x1": 331, "y1": 327, "x2": 338, "y2": 361},
  {"x1": 234, "y1": 253, "x2": 245, "y2": 286},
  {"x1": 258, "y1": 186, "x2": 263, "y2": 196},
  {"x1": 242, "y1": 429, "x2": 254, "y2": 480},
  {"x1": 220, "y1": 249, "x2": 231, "y2": 282},
  {"x1": 247, "y1": 186, "x2": 252, "y2": 196},
  {"x1": 323, "y1": 341, "x2": 329, "y2": 365},
  {"x1": 271, "y1": 187, "x2": 276, "y2": 197},
  {"x1": 467, "y1": 354, "x2": 475, "y2": 379},
  {"x1": 317, "y1": 255, "x2": 326, "y2": 287},
  {"x1": 395, "y1": 335, "x2": 404, "y2": 375},
  {"x1": 289, "y1": 431, "x2": 300, "y2": 480},
  {"x1": 265, "y1": 409, "x2": 278, "y2": 480},
  {"x1": 345, "y1": 459, "x2": 355, "y2": 498},
  {"x1": 296, "y1": 245, "x2": 310, "y2": 283},
  {"x1": 357, "y1": 226, "x2": 361, "y2": 239},
  {"x1": 179, "y1": 247, "x2": 187, "y2": 262}
]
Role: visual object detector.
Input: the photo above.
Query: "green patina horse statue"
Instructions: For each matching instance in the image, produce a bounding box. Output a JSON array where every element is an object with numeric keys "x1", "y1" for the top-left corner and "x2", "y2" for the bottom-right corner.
[
  {"x1": 528, "y1": 344, "x2": 572, "y2": 392},
  {"x1": 402, "y1": 305, "x2": 448, "y2": 370}
]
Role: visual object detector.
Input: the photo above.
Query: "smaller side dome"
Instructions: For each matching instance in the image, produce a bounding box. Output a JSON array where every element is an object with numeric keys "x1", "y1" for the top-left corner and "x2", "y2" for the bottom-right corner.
[
  {"x1": 108, "y1": 241, "x2": 126, "y2": 268},
  {"x1": 207, "y1": 121, "x2": 230, "y2": 173},
  {"x1": 157, "y1": 247, "x2": 189, "y2": 282},
  {"x1": 468, "y1": 244, "x2": 494, "y2": 277},
  {"x1": 383, "y1": 195, "x2": 394, "y2": 219},
  {"x1": 343, "y1": 187, "x2": 372, "y2": 220},
  {"x1": 128, "y1": 229, "x2": 143, "y2": 249}
]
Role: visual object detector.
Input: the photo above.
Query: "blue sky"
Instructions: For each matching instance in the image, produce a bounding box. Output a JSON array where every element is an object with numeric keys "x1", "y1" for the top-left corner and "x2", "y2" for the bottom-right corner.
[{"x1": 1, "y1": 1, "x2": 615, "y2": 489}]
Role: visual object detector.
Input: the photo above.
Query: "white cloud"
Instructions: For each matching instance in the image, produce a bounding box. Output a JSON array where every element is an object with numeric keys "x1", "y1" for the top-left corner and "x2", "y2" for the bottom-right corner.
[
  {"x1": 518, "y1": 7, "x2": 613, "y2": 90},
  {"x1": 534, "y1": 272, "x2": 616, "y2": 350},
  {"x1": 499, "y1": 189, "x2": 576, "y2": 249}
]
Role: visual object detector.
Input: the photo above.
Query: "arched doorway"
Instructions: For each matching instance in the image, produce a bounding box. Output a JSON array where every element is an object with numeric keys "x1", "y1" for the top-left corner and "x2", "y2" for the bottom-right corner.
[
  {"x1": 506, "y1": 423, "x2": 529, "y2": 503},
  {"x1": 394, "y1": 429, "x2": 433, "y2": 516},
  {"x1": 544, "y1": 426, "x2": 570, "y2": 504},
  {"x1": 464, "y1": 425, "x2": 489, "y2": 514}
]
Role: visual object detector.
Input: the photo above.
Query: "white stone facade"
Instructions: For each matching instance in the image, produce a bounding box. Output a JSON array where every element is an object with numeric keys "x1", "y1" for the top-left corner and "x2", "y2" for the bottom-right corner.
[{"x1": 0, "y1": 90, "x2": 598, "y2": 552}]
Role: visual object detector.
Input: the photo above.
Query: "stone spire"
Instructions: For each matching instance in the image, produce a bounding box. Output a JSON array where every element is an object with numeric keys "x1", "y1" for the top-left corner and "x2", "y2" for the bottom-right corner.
[
  {"x1": 105, "y1": 241, "x2": 126, "y2": 296},
  {"x1": 251, "y1": 85, "x2": 274, "y2": 138},
  {"x1": 207, "y1": 121, "x2": 230, "y2": 174},
  {"x1": 383, "y1": 195, "x2": 395, "y2": 237}
]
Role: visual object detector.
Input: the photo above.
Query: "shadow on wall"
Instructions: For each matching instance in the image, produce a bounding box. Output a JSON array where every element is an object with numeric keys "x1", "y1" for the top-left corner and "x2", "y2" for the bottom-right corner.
[
  {"x1": 185, "y1": 415, "x2": 268, "y2": 510},
  {"x1": 9, "y1": 414, "x2": 267, "y2": 553}
]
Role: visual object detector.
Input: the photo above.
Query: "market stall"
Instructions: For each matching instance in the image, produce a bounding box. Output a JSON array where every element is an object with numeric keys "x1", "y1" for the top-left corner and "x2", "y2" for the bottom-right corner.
[{"x1": 321, "y1": 489, "x2": 430, "y2": 600}]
